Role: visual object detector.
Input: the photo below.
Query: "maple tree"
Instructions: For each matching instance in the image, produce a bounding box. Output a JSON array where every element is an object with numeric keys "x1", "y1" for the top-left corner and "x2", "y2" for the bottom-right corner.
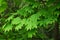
[{"x1": 0, "y1": 0, "x2": 60, "y2": 40}]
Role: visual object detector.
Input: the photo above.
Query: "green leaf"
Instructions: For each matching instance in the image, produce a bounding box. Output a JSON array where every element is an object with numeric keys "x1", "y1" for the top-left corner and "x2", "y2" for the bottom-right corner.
[
  {"x1": 2, "y1": 23, "x2": 13, "y2": 32},
  {"x1": 0, "y1": 0, "x2": 7, "y2": 13},
  {"x1": 0, "y1": 0, "x2": 3, "y2": 6},
  {"x1": 15, "y1": 19, "x2": 26, "y2": 30},
  {"x1": 11, "y1": 17, "x2": 21, "y2": 25},
  {"x1": 25, "y1": 13, "x2": 40, "y2": 30},
  {"x1": 17, "y1": 9, "x2": 28, "y2": 17},
  {"x1": 5, "y1": 13, "x2": 18, "y2": 21},
  {"x1": 28, "y1": 29, "x2": 36, "y2": 38}
]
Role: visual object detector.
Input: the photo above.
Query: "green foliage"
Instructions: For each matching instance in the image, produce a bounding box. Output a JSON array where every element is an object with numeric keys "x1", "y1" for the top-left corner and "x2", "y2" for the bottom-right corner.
[
  {"x1": 0, "y1": 0, "x2": 60, "y2": 40},
  {"x1": 0, "y1": 0, "x2": 7, "y2": 13}
]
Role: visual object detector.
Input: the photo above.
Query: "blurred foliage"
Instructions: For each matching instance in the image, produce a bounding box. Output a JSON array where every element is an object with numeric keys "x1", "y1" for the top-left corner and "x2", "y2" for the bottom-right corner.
[{"x1": 0, "y1": 0, "x2": 60, "y2": 40}]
